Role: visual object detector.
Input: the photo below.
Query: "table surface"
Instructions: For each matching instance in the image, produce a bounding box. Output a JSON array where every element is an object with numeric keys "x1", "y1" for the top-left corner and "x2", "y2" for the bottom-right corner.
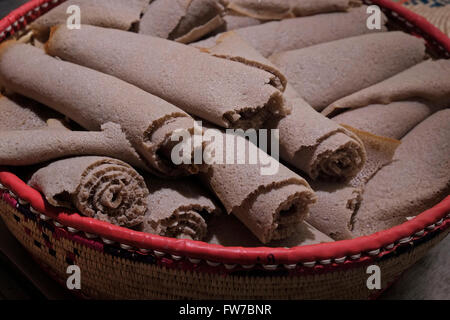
[{"x1": 0, "y1": 0, "x2": 449, "y2": 300}]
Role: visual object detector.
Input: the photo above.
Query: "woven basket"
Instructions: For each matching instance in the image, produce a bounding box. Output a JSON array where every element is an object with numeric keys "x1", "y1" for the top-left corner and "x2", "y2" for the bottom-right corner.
[{"x1": 0, "y1": 0, "x2": 449, "y2": 300}]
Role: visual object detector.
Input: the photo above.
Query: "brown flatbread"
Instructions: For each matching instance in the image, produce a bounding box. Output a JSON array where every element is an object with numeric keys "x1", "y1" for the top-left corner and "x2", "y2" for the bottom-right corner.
[
  {"x1": 0, "y1": 123, "x2": 147, "y2": 169},
  {"x1": 0, "y1": 42, "x2": 201, "y2": 177},
  {"x1": 269, "y1": 32, "x2": 426, "y2": 111},
  {"x1": 46, "y1": 25, "x2": 287, "y2": 130},
  {"x1": 0, "y1": 94, "x2": 61, "y2": 130},
  {"x1": 29, "y1": 156, "x2": 149, "y2": 227},
  {"x1": 139, "y1": 0, "x2": 225, "y2": 43},
  {"x1": 201, "y1": 131, "x2": 316, "y2": 244},
  {"x1": 30, "y1": 0, "x2": 148, "y2": 39},
  {"x1": 352, "y1": 109, "x2": 450, "y2": 237},
  {"x1": 221, "y1": 13, "x2": 261, "y2": 31},
  {"x1": 224, "y1": 0, "x2": 354, "y2": 20},
  {"x1": 332, "y1": 101, "x2": 434, "y2": 140},
  {"x1": 200, "y1": 33, "x2": 366, "y2": 181},
  {"x1": 306, "y1": 183, "x2": 361, "y2": 241},
  {"x1": 324, "y1": 60, "x2": 450, "y2": 116},
  {"x1": 207, "y1": 214, "x2": 333, "y2": 247},
  {"x1": 279, "y1": 87, "x2": 366, "y2": 181},
  {"x1": 139, "y1": 177, "x2": 221, "y2": 241},
  {"x1": 306, "y1": 127, "x2": 400, "y2": 241},
  {"x1": 192, "y1": 6, "x2": 387, "y2": 57}
]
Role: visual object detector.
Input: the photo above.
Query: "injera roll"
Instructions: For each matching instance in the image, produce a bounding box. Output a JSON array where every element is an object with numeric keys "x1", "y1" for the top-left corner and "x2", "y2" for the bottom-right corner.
[
  {"x1": 202, "y1": 33, "x2": 366, "y2": 181},
  {"x1": 207, "y1": 214, "x2": 333, "y2": 247},
  {"x1": 0, "y1": 122, "x2": 147, "y2": 169},
  {"x1": 46, "y1": 25, "x2": 287, "y2": 130},
  {"x1": 279, "y1": 87, "x2": 366, "y2": 181},
  {"x1": 332, "y1": 101, "x2": 435, "y2": 140},
  {"x1": 352, "y1": 109, "x2": 450, "y2": 237},
  {"x1": 324, "y1": 60, "x2": 450, "y2": 116},
  {"x1": 269, "y1": 32, "x2": 426, "y2": 111},
  {"x1": 30, "y1": 0, "x2": 148, "y2": 39},
  {"x1": 139, "y1": 0, "x2": 225, "y2": 43},
  {"x1": 139, "y1": 177, "x2": 221, "y2": 241},
  {"x1": 203, "y1": 31, "x2": 287, "y2": 91},
  {"x1": 0, "y1": 42, "x2": 200, "y2": 177},
  {"x1": 306, "y1": 126, "x2": 400, "y2": 240},
  {"x1": 201, "y1": 131, "x2": 316, "y2": 243},
  {"x1": 0, "y1": 94, "x2": 61, "y2": 130},
  {"x1": 29, "y1": 156, "x2": 149, "y2": 227},
  {"x1": 192, "y1": 6, "x2": 387, "y2": 57},
  {"x1": 224, "y1": 0, "x2": 354, "y2": 20}
]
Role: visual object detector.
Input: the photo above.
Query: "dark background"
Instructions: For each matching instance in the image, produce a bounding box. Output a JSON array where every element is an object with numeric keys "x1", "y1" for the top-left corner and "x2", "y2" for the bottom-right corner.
[{"x1": 0, "y1": 0, "x2": 448, "y2": 300}]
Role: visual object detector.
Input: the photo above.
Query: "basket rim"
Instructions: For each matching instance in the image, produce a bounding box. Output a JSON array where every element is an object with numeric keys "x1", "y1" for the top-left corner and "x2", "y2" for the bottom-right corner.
[
  {"x1": 1, "y1": 171, "x2": 449, "y2": 265},
  {"x1": 0, "y1": 0, "x2": 449, "y2": 266}
]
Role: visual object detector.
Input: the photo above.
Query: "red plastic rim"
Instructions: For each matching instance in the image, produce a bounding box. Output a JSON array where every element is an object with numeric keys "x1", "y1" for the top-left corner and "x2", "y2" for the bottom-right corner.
[{"x1": 0, "y1": 0, "x2": 449, "y2": 266}]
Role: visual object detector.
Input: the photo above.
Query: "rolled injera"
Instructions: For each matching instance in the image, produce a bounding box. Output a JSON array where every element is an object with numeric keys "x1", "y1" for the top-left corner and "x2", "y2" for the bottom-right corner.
[
  {"x1": 139, "y1": 177, "x2": 221, "y2": 241},
  {"x1": 29, "y1": 156, "x2": 149, "y2": 227},
  {"x1": 0, "y1": 42, "x2": 201, "y2": 177},
  {"x1": 269, "y1": 31, "x2": 426, "y2": 111},
  {"x1": 30, "y1": 0, "x2": 148, "y2": 39},
  {"x1": 201, "y1": 131, "x2": 316, "y2": 244},
  {"x1": 306, "y1": 126, "x2": 401, "y2": 240},
  {"x1": 352, "y1": 109, "x2": 450, "y2": 237},
  {"x1": 332, "y1": 101, "x2": 435, "y2": 140},
  {"x1": 139, "y1": 0, "x2": 225, "y2": 43},
  {"x1": 192, "y1": 6, "x2": 387, "y2": 57},
  {"x1": 46, "y1": 25, "x2": 288, "y2": 130},
  {"x1": 202, "y1": 32, "x2": 366, "y2": 181},
  {"x1": 324, "y1": 59, "x2": 450, "y2": 116},
  {"x1": 0, "y1": 94, "x2": 61, "y2": 130},
  {"x1": 0, "y1": 122, "x2": 147, "y2": 169},
  {"x1": 224, "y1": 0, "x2": 355, "y2": 20},
  {"x1": 207, "y1": 214, "x2": 333, "y2": 247}
]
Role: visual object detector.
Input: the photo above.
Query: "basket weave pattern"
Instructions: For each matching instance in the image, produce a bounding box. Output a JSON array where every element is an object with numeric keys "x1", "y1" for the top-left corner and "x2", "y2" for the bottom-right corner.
[{"x1": 0, "y1": 0, "x2": 449, "y2": 299}]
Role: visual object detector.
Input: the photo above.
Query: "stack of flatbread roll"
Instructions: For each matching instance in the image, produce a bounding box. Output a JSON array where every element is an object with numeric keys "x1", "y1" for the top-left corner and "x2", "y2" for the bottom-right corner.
[{"x1": 0, "y1": 0, "x2": 448, "y2": 246}]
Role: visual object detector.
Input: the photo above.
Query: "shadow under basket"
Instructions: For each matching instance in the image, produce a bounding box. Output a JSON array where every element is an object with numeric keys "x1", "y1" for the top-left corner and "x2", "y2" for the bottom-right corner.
[{"x1": 1, "y1": 0, "x2": 450, "y2": 299}]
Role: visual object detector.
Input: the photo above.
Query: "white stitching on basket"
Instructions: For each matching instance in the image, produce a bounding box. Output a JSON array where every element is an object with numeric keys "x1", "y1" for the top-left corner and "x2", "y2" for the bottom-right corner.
[
  {"x1": 67, "y1": 227, "x2": 78, "y2": 233},
  {"x1": 302, "y1": 261, "x2": 316, "y2": 267},
  {"x1": 350, "y1": 253, "x2": 361, "y2": 260},
  {"x1": 385, "y1": 243, "x2": 394, "y2": 250},
  {"x1": 283, "y1": 264, "x2": 297, "y2": 270},
  {"x1": 13, "y1": 22, "x2": 18, "y2": 27},
  {"x1": 415, "y1": 230, "x2": 425, "y2": 237},
  {"x1": 52, "y1": 0, "x2": 59, "y2": 3},
  {"x1": 53, "y1": 221, "x2": 63, "y2": 227},
  {"x1": 29, "y1": 206, "x2": 40, "y2": 215},
  {"x1": 154, "y1": 250, "x2": 165, "y2": 258},
  {"x1": 84, "y1": 232, "x2": 97, "y2": 239},
  {"x1": 262, "y1": 264, "x2": 278, "y2": 271},
  {"x1": 225, "y1": 264, "x2": 237, "y2": 270},
  {"x1": 319, "y1": 259, "x2": 331, "y2": 265},
  {"x1": 6, "y1": 26, "x2": 12, "y2": 32},
  {"x1": 120, "y1": 243, "x2": 132, "y2": 250},
  {"x1": 39, "y1": 213, "x2": 50, "y2": 221},
  {"x1": 19, "y1": 17, "x2": 24, "y2": 23},
  {"x1": 426, "y1": 224, "x2": 435, "y2": 230},
  {"x1": 0, "y1": 32, "x2": 5, "y2": 39},
  {"x1": 18, "y1": 198, "x2": 28, "y2": 206},
  {"x1": 242, "y1": 264, "x2": 254, "y2": 269},
  {"x1": 399, "y1": 236, "x2": 412, "y2": 244},
  {"x1": 101, "y1": 238, "x2": 114, "y2": 245},
  {"x1": 138, "y1": 248, "x2": 150, "y2": 253},
  {"x1": 436, "y1": 219, "x2": 443, "y2": 226},
  {"x1": 27, "y1": 11, "x2": 33, "y2": 16},
  {"x1": 368, "y1": 249, "x2": 380, "y2": 256},
  {"x1": 188, "y1": 257, "x2": 200, "y2": 264},
  {"x1": 334, "y1": 256, "x2": 346, "y2": 264},
  {"x1": 8, "y1": 191, "x2": 17, "y2": 199},
  {"x1": 42, "y1": 3, "x2": 49, "y2": 8},
  {"x1": 206, "y1": 260, "x2": 220, "y2": 267},
  {"x1": 171, "y1": 254, "x2": 182, "y2": 261},
  {"x1": 34, "y1": 6, "x2": 40, "y2": 12}
]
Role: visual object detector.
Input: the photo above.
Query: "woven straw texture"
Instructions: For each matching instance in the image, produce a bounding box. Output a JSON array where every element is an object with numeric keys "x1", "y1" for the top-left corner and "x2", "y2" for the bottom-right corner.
[{"x1": 1, "y1": 197, "x2": 448, "y2": 299}]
